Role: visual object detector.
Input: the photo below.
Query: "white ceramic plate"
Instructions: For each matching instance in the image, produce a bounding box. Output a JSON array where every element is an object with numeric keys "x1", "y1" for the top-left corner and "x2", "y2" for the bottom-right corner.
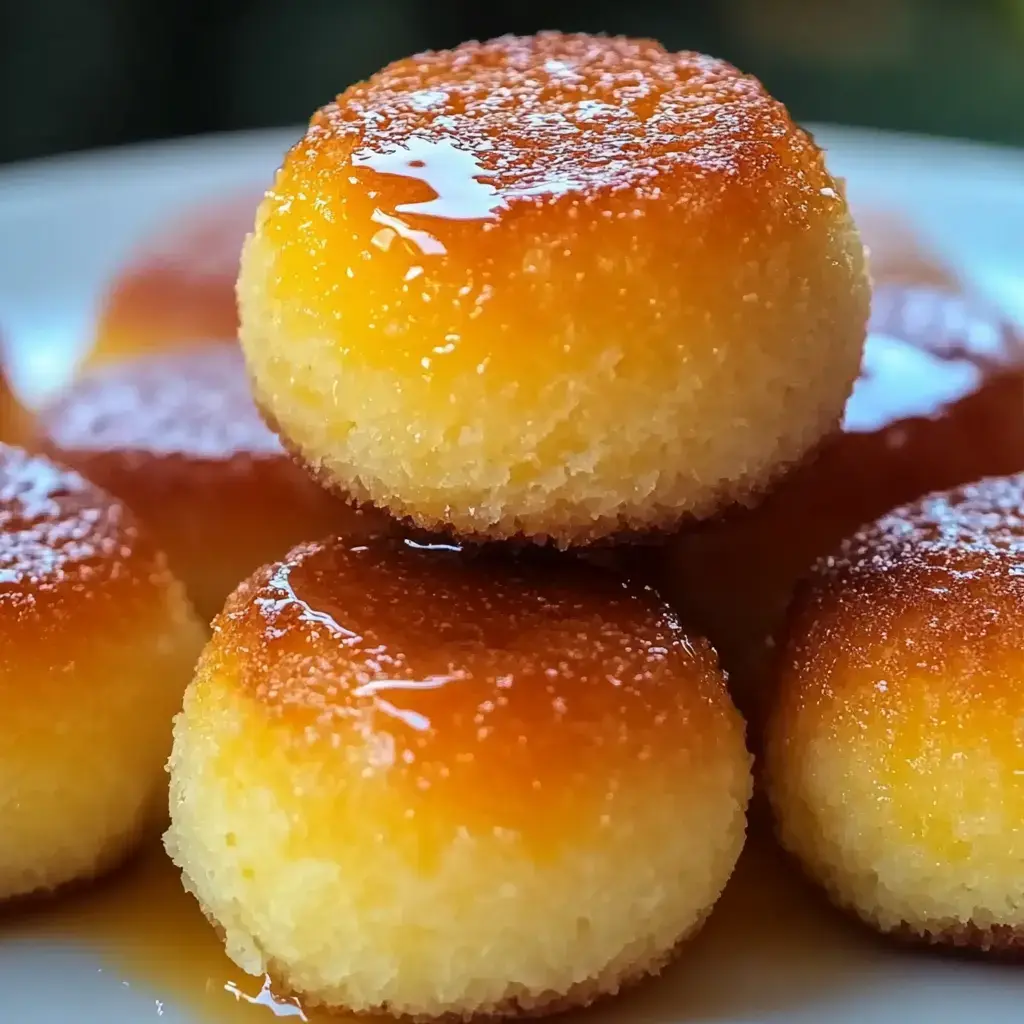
[{"x1": 1, "y1": 125, "x2": 1024, "y2": 1023}]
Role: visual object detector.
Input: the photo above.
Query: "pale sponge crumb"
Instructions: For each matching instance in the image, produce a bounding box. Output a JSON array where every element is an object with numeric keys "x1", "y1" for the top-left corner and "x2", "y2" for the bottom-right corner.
[
  {"x1": 166, "y1": 537, "x2": 752, "y2": 1018},
  {"x1": 766, "y1": 474, "x2": 1024, "y2": 951},
  {"x1": 238, "y1": 33, "x2": 870, "y2": 545},
  {"x1": 0, "y1": 443, "x2": 206, "y2": 900}
]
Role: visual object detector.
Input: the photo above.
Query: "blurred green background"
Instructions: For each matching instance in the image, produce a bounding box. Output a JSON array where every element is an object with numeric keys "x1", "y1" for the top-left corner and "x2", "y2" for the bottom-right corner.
[{"x1": 1, "y1": 0, "x2": 1022, "y2": 164}]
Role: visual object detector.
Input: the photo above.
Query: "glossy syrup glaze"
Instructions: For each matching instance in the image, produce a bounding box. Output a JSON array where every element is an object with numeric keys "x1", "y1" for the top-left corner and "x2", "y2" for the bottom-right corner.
[
  {"x1": 1, "y1": 847, "x2": 327, "y2": 1021},
  {"x1": 203, "y1": 537, "x2": 731, "y2": 857},
  {"x1": 0, "y1": 442, "x2": 177, "y2": 634},
  {"x1": 806, "y1": 283, "x2": 1024, "y2": 514},
  {"x1": 1, "y1": 826, "x2": 885, "y2": 1023},
  {"x1": 258, "y1": 33, "x2": 844, "y2": 387},
  {"x1": 844, "y1": 284, "x2": 1024, "y2": 433}
]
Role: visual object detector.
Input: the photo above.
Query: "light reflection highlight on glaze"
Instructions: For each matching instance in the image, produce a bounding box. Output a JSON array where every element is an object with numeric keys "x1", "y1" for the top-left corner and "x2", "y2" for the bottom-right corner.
[
  {"x1": 844, "y1": 286, "x2": 1024, "y2": 435},
  {"x1": 256, "y1": 552, "x2": 480, "y2": 736},
  {"x1": 369, "y1": 208, "x2": 447, "y2": 257},
  {"x1": 258, "y1": 562, "x2": 364, "y2": 644},
  {"x1": 844, "y1": 333, "x2": 983, "y2": 433},
  {"x1": 225, "y1": 975, "x2": 307, "y2": 1019},
  {"x1": 355, "y1": 137, "x2": 501, "y2": 220},
  {"x1": 353, "y1": 134, "x2": 584, "y2": 238}
]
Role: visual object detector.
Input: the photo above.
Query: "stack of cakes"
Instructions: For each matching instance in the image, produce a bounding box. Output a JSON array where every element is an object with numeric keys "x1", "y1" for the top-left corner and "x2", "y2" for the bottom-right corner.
[
  {"x1": 160, "y1": 32, "x2": 865, "y2": 1018},
  {"x1": 9, "y1": 28, "x2": 1024, "y2": 1022}
]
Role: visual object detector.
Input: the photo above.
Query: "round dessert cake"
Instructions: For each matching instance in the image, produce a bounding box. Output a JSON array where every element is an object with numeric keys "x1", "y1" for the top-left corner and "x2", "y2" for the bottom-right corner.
[
  {"x1": 166, "y1": 537, "x2": 752, "y2": 1017},
  {"x1": 0, "y1": 443, "x2": 205, "y2": 900},
  {"x1": 767, "y1": 474, "x2": 1024, "y2": 951},
  {"x1": 238, "y1": 32, "x2": 869, "y2": 545}
]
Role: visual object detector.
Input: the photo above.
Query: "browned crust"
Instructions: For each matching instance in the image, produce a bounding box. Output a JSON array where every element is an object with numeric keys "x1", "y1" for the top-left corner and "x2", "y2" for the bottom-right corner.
[{"x1": 884, "y1": 918, "x2": 1024, "y2": 962}]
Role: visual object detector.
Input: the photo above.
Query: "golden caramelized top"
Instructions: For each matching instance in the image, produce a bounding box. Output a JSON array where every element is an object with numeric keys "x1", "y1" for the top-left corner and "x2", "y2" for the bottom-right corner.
[
  {"x1": 42, "y1": 344, "x2": 283, "y2": 462},
  {"x1": 823, "y1": 475, "x2": 1024, "y2": 592},
  {"x1": 0, "y1": 443, "x2": 173, "y2": 633},
  {"x1": 779, "y1": 474, "x2": 1024, "y2": 717},
  {"x1": 329, "y1": 33, "x2": 808, "y2": 206},
  {"x1": 205, "y1": 537, "x2": 736, "y2": 853},
  {"x1": 258, "y1": 32, "x2": 845, "y2": 385},
  {"x1": 772, "y1": 477, "x2": 1024, "y2": 860}
]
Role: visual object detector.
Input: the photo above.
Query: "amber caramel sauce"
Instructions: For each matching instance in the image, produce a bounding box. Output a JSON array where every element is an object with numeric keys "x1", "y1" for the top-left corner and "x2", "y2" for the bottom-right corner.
[
  {"x1": 2, "y1": 846, "x2": 320, "y2": 1021},
  {"x1": 207, "y1": 538, "x2": 728, "y2": 864},
  {"x1": 262, "y1": 34, "x2": 841, "y2": 392}
]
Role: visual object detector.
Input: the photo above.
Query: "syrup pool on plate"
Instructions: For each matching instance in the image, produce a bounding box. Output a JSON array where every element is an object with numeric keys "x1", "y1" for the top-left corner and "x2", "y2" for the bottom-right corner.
[{"x1": 0, "y1": 829, "x2": 899, "y2": 1023}]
